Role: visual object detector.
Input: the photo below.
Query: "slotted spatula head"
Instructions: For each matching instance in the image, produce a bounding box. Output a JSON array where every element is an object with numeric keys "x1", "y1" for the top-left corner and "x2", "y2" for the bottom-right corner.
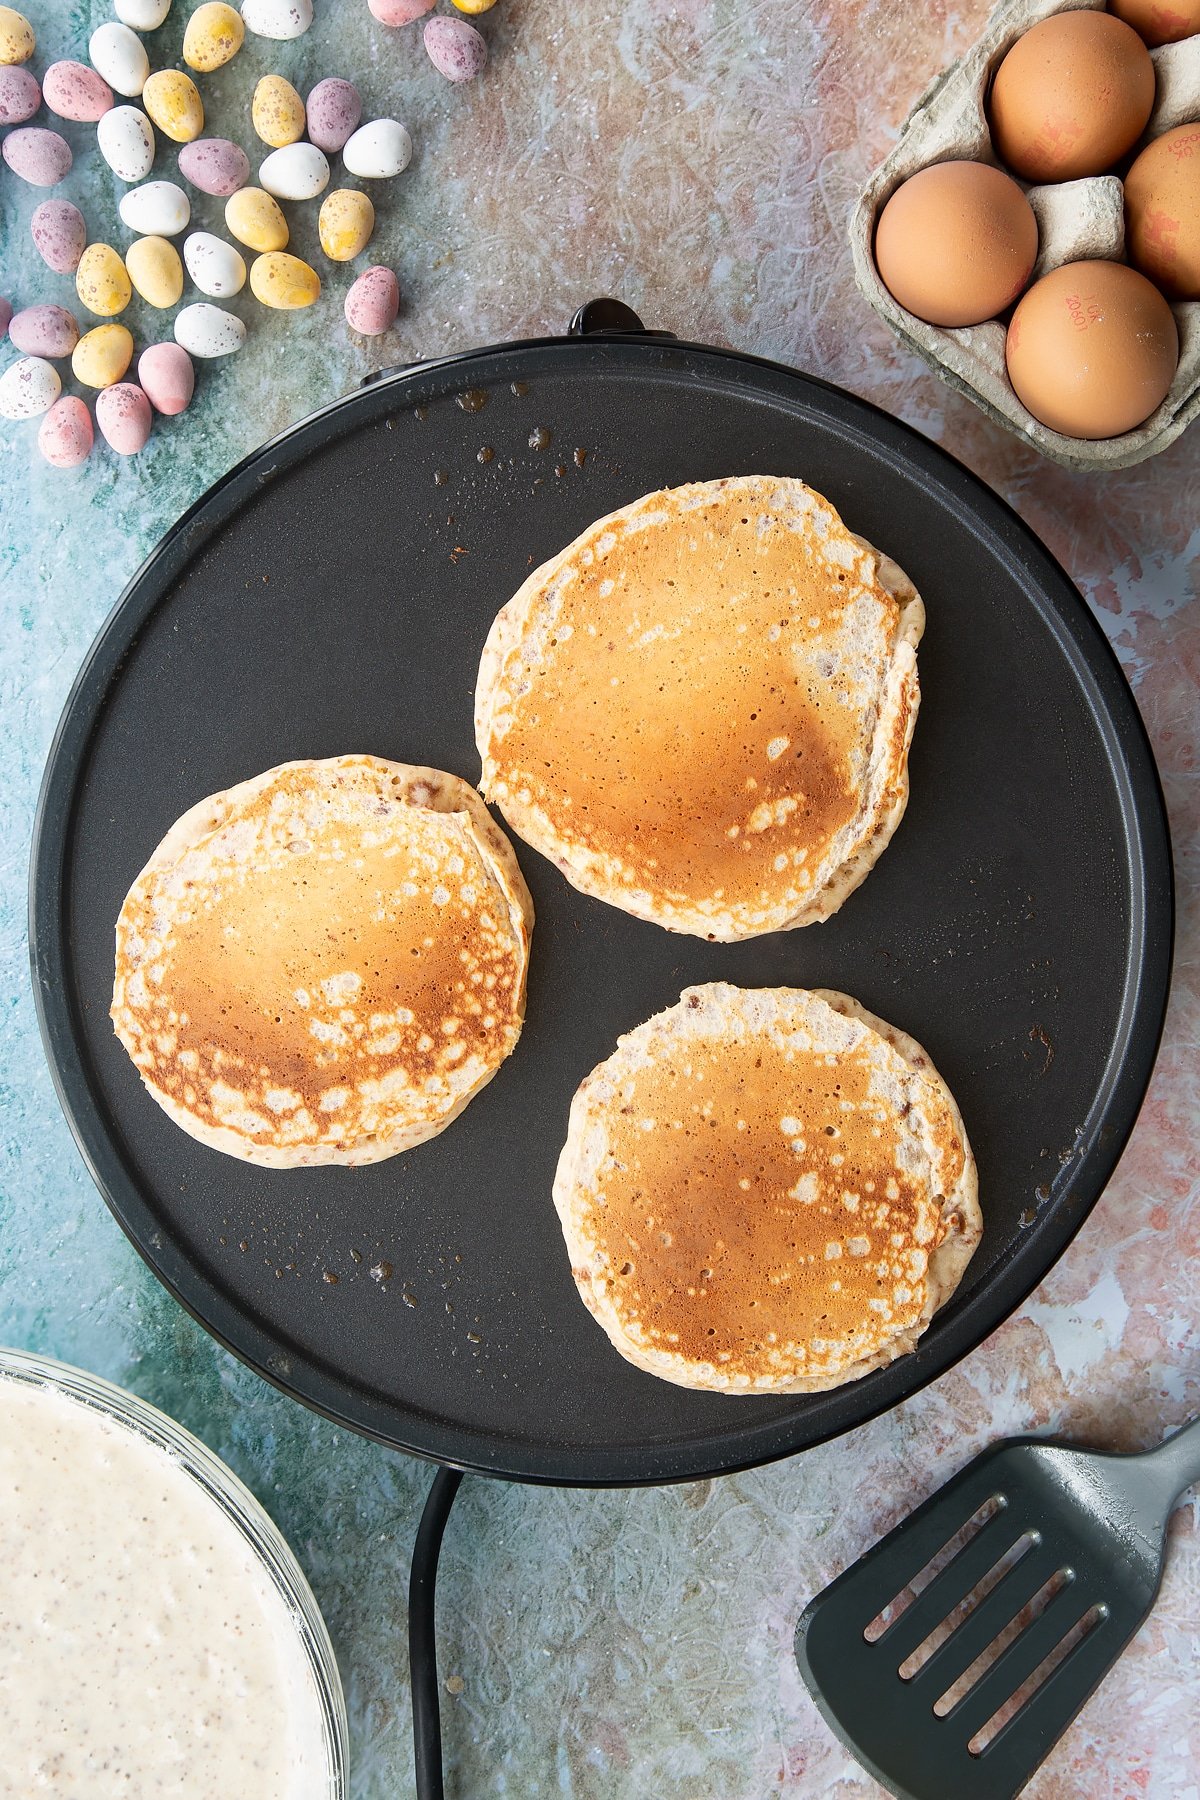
[{"x1": 795, "y1": 1419, "x2": 1200, "y2": 1800}]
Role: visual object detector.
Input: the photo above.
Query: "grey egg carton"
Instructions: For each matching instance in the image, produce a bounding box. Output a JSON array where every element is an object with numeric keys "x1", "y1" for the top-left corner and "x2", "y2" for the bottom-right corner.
[{"x1": 850, "y1": 0, "x2": 1200, "y2": 469}]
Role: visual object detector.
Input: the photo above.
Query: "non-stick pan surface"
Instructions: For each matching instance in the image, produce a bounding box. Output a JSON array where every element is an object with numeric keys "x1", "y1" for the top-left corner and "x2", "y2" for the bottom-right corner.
[{"x1": 30, "y1": 325, "x2": 1172, "y2": 1485}]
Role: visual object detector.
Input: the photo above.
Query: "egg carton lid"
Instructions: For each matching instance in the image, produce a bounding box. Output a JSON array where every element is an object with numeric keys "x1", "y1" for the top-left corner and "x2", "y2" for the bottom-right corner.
[{"x1": 850, "y1": 0, "x2": 1200, "y2": 469}]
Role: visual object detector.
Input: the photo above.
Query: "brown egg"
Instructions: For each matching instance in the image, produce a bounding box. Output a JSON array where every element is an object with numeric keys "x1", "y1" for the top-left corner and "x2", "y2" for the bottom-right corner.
[
  {"x1": 873, "y1": 160, "x2": 1038, "y2": 328},
  {"x1": 1125, "y1": 124, "x2": 1200, "y2": 300},
  {"x1": 1006, "y1": 260, "x2": 1178, "y2": 438},
  {"x1": 1109, "y1": 0, "x2": 1200, "y2": 49},
  {"x1": 988, "y1": 12, "x2": 1155, "y2": 182}
]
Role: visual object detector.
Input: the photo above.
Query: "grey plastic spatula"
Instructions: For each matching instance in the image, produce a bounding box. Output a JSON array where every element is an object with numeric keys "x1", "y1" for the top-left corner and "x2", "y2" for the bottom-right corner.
[{"x1": 795, "y1": 1418, "x2": 1200, "y2": 1800}]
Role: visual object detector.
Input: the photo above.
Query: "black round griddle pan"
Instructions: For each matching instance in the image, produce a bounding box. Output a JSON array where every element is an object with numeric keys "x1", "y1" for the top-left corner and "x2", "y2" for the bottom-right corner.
[{"x1": 30, "y1": 304, "x2": 1173, "y2": 1486}]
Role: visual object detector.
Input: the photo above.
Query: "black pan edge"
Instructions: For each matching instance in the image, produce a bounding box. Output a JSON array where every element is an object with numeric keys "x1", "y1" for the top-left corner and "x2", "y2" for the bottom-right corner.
[{"x1": 28, "y1": 331, "x2": 1175, "y2": 1486}]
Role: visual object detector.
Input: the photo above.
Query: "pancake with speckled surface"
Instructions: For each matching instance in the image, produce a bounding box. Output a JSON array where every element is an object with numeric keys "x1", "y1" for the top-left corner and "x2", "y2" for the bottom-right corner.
[
  {"x1": 475, "y1": 475, "x2": 924, "y2": 941},
  {"x1": 553, "y1": 983, "x2": 979, "y2": 1394},
  {"x1": 111, "y1": 755, "x2": 533, "y2": 1167}
]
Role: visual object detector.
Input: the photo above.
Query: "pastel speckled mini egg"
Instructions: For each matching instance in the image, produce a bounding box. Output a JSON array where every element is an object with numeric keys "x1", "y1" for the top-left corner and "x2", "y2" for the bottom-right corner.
[
  {"x1": 184, "y1": 231, "x2": 247, "y2": 297},
  {"x1": 126, "y1": 236, "x2": 185, "y2": 309},
  {"x1": 0, "y1": 63, "x2": 39, "y2": 123},
  {"x1": 32, "y1": 199, "x2": 87, "y2": 272},
  {"x1": 9, "y1": 304, "x2": 80, "y2": 359},
  {"x1": 259, "y1": 142, "x2": 329, "y2": 199},
  {"x1": 41, "y1": 60, "x2": 113, "y2": 122},
  {"x1": 250, "y1": 250, "x2": 320, "y2": 308},
  {"x1": 345, "y1": 264, "x2": 399, "y2": 335},
  {"x1": 76, "y1": 244, "x2": 133, "y2": 318},
  {"x1": 88, "y1": 22, "x2": 149, "y2": 97},
  {"x1": 3, "y1": 126, "x2": 72, "y2": 186},
  {"x1": 183, "y1": 2, "x2": 245, "y2": 70},
  {"x1": 225, "y1": 186, "x2": 288, "y2": 252},
  {"x1": 38, "y1": 396, "x2": 94, "y2": 469},
  {"x1": 119, "y1": 180, "x2": 190, "y2": 237},
  {"x1": 0, "y1": 356, "x2": 60, "y2": 419},
  {"x1": 342, "y1": 119, "x2": 411, "y2": 179},
  {"x1": 319, "y1": 189, "x2": 374, "y2": 261},
  {"x1": 174, "y1": 302, "x2": 246, "y2": 357},
  {"x1": 96, "y1": 382, "x2": 152, "y2": 454},
  {"x1": 143, "y1": 70, "x2": 204, "y2": 144},
  {"x1": 305, "y1": 78, "x2": 360, "y2": 153},
  {"x1": 72, "y1": 323, "x2": 135, "y2": 388},
  {"x1": 179, "y1": 138, "x2": 250, "y2": 196},
  {"x1": 0, "y1": 6, "x2": 34, "y2": 64},
  {"x1": 138, "y1": 342, "x2": 194, "y2": 415},
  {"x1": 115, "y1": 0, "x2": 172, "y2": 25},
  {"x1": 97, "y1": 106, "x2": 156, "y2": 181},
  {"x1": 368, "y1": 0, "x2": 434, "y2": 22},
  {"x1": 241, "y1": 0, "x2": 313, "y2": 40},
  {"x1": 253, "y1": 74, "x2": 305, "y2": 147},
  {"x1": 423, "y1": 15, "x2": 487, "y2": 81}
]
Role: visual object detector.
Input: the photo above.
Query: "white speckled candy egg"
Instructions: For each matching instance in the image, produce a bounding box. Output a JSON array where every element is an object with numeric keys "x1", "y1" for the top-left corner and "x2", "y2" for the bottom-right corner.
[
  {"x1": 72, "y1": 323, "x2": 134, "y2": 388},
  {"x1": 38, "y1": 396, "x2": 94, "y2": 469},
  {"x1": 89, "y1": 22, "x2": 150, "y2": 97},
  {"x1": 31, "y1": 199, "x2": 87, "y2": 272},
  {"x1": 0, "y1": 6, "x2": 34, "y2": 64},
  {"x1": 184, "y1": 231, "x2": 247, "y2": 297},
  {"x1": 0, "y1": 356, "x2": 61, "y2": 419},
  {"x1": 423, "y1": 15, "x2": 487, "y2": 81},
  {"x1": 241, "y1": 0, "x2": 312, "y2": 40},
  {"x1": 138, "y1": 341, "x2": 194, "y2": 414},
  {"x1": 9, "y1": 304, "x2": 80, "y2": 359},
  {"x1": 342, "y1": 119, "x2": 411, "y2": 179},
  {"x1": 41, "y1": 60, "x2": 113, "y2": 122},
  {"x1": 306, "y1": 78, "x2": 360, "y2": 153},
  {"x1": 0, "y1": 63, "x2": 39, "y2": 123},
  {"x1": 259, "y1": 142, "x2": 329, "y2": 200},
  {"x1": 178, "y1": 137, "x2": 250, "y2": 196},
  {"x1": 183, "y1": 2, "x2": 244, "y2": 70},
  {"x1": 345, "y1": 264, "x2": 399, "y2": 335},
  {"x1": 126, "y1": 235, "x2": 184, "y2": 308},
  {"x1": 96, "y1": 381, "x2": 152, "y2": 454},
  {"x1": 142, "y1": 69, "x2": 203, "y2": 143},
  {"x1": 3, "y1": 126, "x2": 72, "y2": 186},
  {"x1": 97, "y1": 106, "x2": 156, "y2": 181},
  {"x1": 119, "y1": 179, "x2": 190, "y2": 237},
  {"x1": 114, "y1": 0, "x2": 172, "y2": 27},
  {"x1": 175, "y1": 301, "x2": 245, "y2": 357},
  {"x1": 76, "y1": 243, "x2": 133, "y2": 317}
]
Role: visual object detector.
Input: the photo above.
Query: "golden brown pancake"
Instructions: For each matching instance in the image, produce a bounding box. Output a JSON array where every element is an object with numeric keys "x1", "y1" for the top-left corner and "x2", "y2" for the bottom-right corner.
[
  {"x1": 552, "y1": 984, "x2": 980, "y2": 1393},
  {"x1": 476, "y1": 475, "x2": 923, "y2": 941},
  {"x1": 111, "y1": 755, "x2": 533, "y2": 1166}
]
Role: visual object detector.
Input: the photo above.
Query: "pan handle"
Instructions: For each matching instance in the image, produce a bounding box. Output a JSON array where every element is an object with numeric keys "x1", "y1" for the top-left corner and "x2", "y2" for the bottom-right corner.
[{"x1": 568, "y1": 296, "x2": 676, "y2": 339}]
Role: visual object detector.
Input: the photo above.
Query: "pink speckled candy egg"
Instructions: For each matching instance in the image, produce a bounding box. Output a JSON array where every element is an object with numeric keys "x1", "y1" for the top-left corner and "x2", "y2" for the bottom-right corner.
[
  {"x1": 423, "y1": 15, "x2": 487, "y2": 81},
  {"x1": 9, "y1": 304, "x2": 80, "y2": 359},
  {"x1": 138, "y1": 342, "x2": 194, "y2": 416},
  {"x1": 369, "y1": 0, "x2": 434, "y2": 23},
  {"x1": 305, "y1": 77, "x2": 360, "y2": 153},
  {"x1": 3, "y1": 126, "x2": 72, "y2": 186},
  {"x1": 38, "y1": 396, "x2": 93, "y2": 468},
  {"x1": 178, "y1": 137, "x2": 250, "y2": 196},
  {"x1": 345, "y1": 264, "x2": 399, "y2": 336},
  {"x1": 31, "y1": 199, "x2": 87, "y2": 273},
  {"x1": 0, "y1": 63, "x2": 39, "y2": 123},
  {"x1": 42, "y1": 59, "x2": 114, "y2": 122},
  {"x1": 96, "y1": 381, "x2": 152, "y2": 455}
]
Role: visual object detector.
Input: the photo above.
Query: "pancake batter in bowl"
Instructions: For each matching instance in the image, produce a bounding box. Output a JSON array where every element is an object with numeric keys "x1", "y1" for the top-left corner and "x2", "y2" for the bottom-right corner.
[{"x1": 0, "y1": 1355, "x2": 342, "y2": 1798}]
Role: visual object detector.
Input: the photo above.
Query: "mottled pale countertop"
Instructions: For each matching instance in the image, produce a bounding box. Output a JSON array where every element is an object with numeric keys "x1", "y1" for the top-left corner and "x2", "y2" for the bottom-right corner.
[{"x1": 1, "y1": 2, "x2": 1197, "y2": 1796}]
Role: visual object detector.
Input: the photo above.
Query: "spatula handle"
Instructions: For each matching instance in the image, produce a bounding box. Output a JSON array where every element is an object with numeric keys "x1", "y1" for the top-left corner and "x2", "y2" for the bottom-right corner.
[{"x1": 1146, "y1": 1415, "x2": 1200, "y2": 1500}]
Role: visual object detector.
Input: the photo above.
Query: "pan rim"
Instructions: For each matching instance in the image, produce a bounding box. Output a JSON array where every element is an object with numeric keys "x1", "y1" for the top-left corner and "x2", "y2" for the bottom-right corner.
[{"x1": 28, "y1": 331, "x2": 1174, "y2": 1486}]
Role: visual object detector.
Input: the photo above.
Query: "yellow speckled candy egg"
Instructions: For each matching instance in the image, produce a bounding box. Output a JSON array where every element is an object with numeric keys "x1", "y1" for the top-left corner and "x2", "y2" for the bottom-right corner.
[
  {"x1": 72, "y1": 322, "x2": 134, "y2": 389},
  {"x1": 0, "y1": 7, "x2": 34, "y2": 64},
  {"x1": 250, "y1": 250, "x2": 321, "y2": 308},
  {"x1": 126, "y1": 235, "x2": 184, "y2": 309},
  {"x1": 451, "y1": 0, "x2": 496, "y2": 10},
  {"x1": 225, "y1": 185, "x2": 289, "y2": 252},
  {"x1": 252, "y1": 74, "x2": 305, "y2": 147},
  {"x1": 183, "y1": 1, "x2": 244, "y2": 71},
  {"x1": 143, "y1": 69, "x2": 204, "y2": 144},
  {"x1": 76, "y1": 244, "x2": 132, "y2": 318},
  {"x1": 318, "y1": 188, "x2": 375, "y2": 262}
]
